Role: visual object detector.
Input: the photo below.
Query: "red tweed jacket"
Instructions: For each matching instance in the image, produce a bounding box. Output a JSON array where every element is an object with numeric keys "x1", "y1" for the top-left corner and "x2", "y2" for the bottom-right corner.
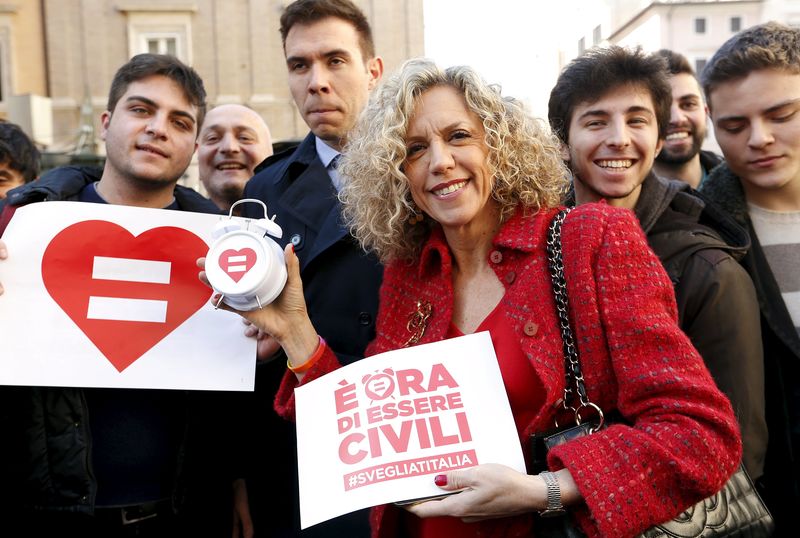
[{"x1": 275, "y1": 203, "x2": 741, "y2": 538}]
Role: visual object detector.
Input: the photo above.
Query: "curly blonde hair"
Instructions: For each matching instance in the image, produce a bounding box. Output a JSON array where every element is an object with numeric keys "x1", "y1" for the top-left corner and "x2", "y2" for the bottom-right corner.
[{"x1": 339, "y1": 58, "x2": 569, "y2": 262}]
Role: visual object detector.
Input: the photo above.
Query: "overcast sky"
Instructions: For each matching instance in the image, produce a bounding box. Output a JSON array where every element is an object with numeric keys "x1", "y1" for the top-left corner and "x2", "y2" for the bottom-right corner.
[{"x1": 423, "y1": 0, "x2": 583, "y2": 117}]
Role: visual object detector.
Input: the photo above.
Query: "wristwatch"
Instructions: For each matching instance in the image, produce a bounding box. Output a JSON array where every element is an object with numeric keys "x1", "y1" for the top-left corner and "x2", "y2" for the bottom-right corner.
[{"x1": 538, "y1": 471, "x2": 567, "y2": 517}]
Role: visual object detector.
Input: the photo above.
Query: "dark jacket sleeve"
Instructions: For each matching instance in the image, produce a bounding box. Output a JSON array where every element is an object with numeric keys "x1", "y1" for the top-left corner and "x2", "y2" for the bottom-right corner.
[{"x1": 676, "y1": 248, "x2": 767, "y2": 478}]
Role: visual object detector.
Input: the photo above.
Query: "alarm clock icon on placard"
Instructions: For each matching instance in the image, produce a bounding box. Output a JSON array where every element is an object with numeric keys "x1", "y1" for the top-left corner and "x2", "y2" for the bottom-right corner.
[{"x1": 205, "y1": 199, "x2": 287, "y2": 311}]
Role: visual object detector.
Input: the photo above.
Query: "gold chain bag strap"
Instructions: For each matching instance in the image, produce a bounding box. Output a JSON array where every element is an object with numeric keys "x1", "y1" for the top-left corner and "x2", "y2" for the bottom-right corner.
[{"x1": 542, "y1": 208, "x2": 774, "y2": 538}]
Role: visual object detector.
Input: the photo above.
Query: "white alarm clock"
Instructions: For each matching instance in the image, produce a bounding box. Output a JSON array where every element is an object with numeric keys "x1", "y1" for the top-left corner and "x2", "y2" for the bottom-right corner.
[{"x1": 205, "y1": 199, "x2": 287, "y2": 311}]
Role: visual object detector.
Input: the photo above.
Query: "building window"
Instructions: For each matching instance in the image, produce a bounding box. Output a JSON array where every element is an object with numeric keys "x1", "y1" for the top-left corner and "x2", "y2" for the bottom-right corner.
[
  {"x1": 695, "y1": 58, "x2": 707, "y2": 75},
  {"x1": 0, "y1": 25, "x2": 11, "y2": 104},
  {"x1": 0, "y1": 41, "x2": 4, "y2": 102},
  {"x1": 593, "y1": 25, "x2": 602, "y2": 45},
  {"x1": 731, "y1": 16, "x2": 742, "y2": 32},
  {"x1": 142, "y1": 34, "x2": 179, "y2": 56},
  {"x1": 578, "y1": 37, "x2": 585, "y2": 55},
  {"x1": 694, "y1": 17, "x2": 707, "y2": 34},
  {"x1": 119, "y1": 7, "x2": 195, "y2": 63}
]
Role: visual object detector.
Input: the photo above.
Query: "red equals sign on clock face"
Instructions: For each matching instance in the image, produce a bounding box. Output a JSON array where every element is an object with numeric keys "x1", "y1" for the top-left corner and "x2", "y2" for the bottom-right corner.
[{"x1": 87, "y1": 256, "x2": 172, "y2": 322}]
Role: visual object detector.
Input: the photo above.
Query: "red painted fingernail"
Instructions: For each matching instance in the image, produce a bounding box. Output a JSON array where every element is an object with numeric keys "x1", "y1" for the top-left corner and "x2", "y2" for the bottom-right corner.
[
  {"x1": 434, "y1": 474, "x2": 447, "y2": 486},
  {"x1": 289, "y1": 244, "x2": 295, "y2": 254}
]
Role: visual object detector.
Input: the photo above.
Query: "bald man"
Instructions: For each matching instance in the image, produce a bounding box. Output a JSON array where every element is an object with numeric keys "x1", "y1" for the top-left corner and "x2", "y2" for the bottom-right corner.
[{"x1": 198, "y1": 104, "x2": 272, "y2": 211}]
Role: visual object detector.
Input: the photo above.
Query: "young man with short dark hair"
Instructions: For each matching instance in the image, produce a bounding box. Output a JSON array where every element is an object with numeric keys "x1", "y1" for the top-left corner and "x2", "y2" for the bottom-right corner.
[
  {"x1": 699, "y1": 21, "x2": 800, "y2": 531},
  {"x1": 0, "y1": 53, "x2": 221, "y2": 537},
  {"x1": 549, "y1": 45, "x2": 766, "y2": 486},
  {"x1": 652, "y1": 49, "x2": 721, "y2": 188},
  {"x1": 235, "y1": 1, "x2": 384, "y2": 536}
]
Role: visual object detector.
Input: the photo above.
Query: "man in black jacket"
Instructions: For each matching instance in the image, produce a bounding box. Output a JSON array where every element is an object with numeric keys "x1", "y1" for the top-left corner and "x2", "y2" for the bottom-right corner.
[
  {"x1": 699, "y1": 22, "x2": 800, "y2": 534},
  {"x1": 0, "y1": 53, "x2": 223, "y2": 537},
  {"x1": 548, "y1": 45, "x2": 767, "y2": 482},
  {"x1": 652, "y1": 49, "x2": 722, "y2": 188},
  {"x1": 231, "y1": 1, "x2": 384, "y2": 536}
]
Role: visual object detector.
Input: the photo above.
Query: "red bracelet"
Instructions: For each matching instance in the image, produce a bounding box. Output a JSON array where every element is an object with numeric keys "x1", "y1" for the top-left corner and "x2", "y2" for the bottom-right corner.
[{"x1": 287, "y1": 336, "x2": 326, "y2": 374}]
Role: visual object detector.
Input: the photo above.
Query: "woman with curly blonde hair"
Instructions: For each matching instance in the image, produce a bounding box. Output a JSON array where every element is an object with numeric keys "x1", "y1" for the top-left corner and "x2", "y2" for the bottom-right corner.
[
  {"x1": 206, "y1": 59, "x2": 740, "y2": 537},
  {"x1": 338, "y1": 59, "x2": 568, "y2": 261}
]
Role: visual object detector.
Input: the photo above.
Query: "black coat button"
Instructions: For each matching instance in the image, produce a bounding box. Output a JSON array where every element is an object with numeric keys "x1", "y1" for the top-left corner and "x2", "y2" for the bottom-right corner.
[{"x1": 290, "y1": 233, "x2": 303, "y2": 250}]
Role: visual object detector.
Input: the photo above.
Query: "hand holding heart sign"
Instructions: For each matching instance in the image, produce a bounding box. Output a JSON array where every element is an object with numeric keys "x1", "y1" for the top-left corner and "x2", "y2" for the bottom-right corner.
[
  {"x1": 198, "y1": 243, "x2": 320, "y2": 375},
  {"x1": 242, "y1": 318, "x2": 282, "y2": 362}
]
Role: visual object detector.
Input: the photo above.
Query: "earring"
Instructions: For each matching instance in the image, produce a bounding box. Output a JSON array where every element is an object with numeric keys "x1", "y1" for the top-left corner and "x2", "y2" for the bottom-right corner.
[{"x1": 408, "y1": 208, "x2": 424, "y2": 225}]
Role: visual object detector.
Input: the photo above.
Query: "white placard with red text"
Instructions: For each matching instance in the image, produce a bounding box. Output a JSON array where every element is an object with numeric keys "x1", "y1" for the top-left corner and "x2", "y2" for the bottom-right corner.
[
  {"x1": 295, "y1": 332, "x2": 526, "y2": 529},
  {"x1": 0, "y1": 202, "x2": 256, "y2": 390}
]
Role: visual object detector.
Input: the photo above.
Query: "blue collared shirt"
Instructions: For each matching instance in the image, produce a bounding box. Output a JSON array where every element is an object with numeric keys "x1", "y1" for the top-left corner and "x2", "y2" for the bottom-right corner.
[{"x1": 315, "y1": 137, "x2": 343, "y2": 192}]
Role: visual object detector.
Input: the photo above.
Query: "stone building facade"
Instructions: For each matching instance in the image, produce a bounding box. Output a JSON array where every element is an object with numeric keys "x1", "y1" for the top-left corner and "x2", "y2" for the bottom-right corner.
[{"x1": 1, "y1": 0, "x2": 424, "y2": 184}]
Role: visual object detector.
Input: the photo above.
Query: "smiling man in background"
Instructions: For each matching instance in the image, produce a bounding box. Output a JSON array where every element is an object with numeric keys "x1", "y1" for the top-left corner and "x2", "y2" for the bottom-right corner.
[
  {"x1": 198, "y1": 104, "x2": 272, "y2": 212},
  {"x1": 0, "y1": 122, "x2": 40, "y2": 200},
  {"x1": 652, "y1": 49, "x2": 721, "y2": 188}
]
